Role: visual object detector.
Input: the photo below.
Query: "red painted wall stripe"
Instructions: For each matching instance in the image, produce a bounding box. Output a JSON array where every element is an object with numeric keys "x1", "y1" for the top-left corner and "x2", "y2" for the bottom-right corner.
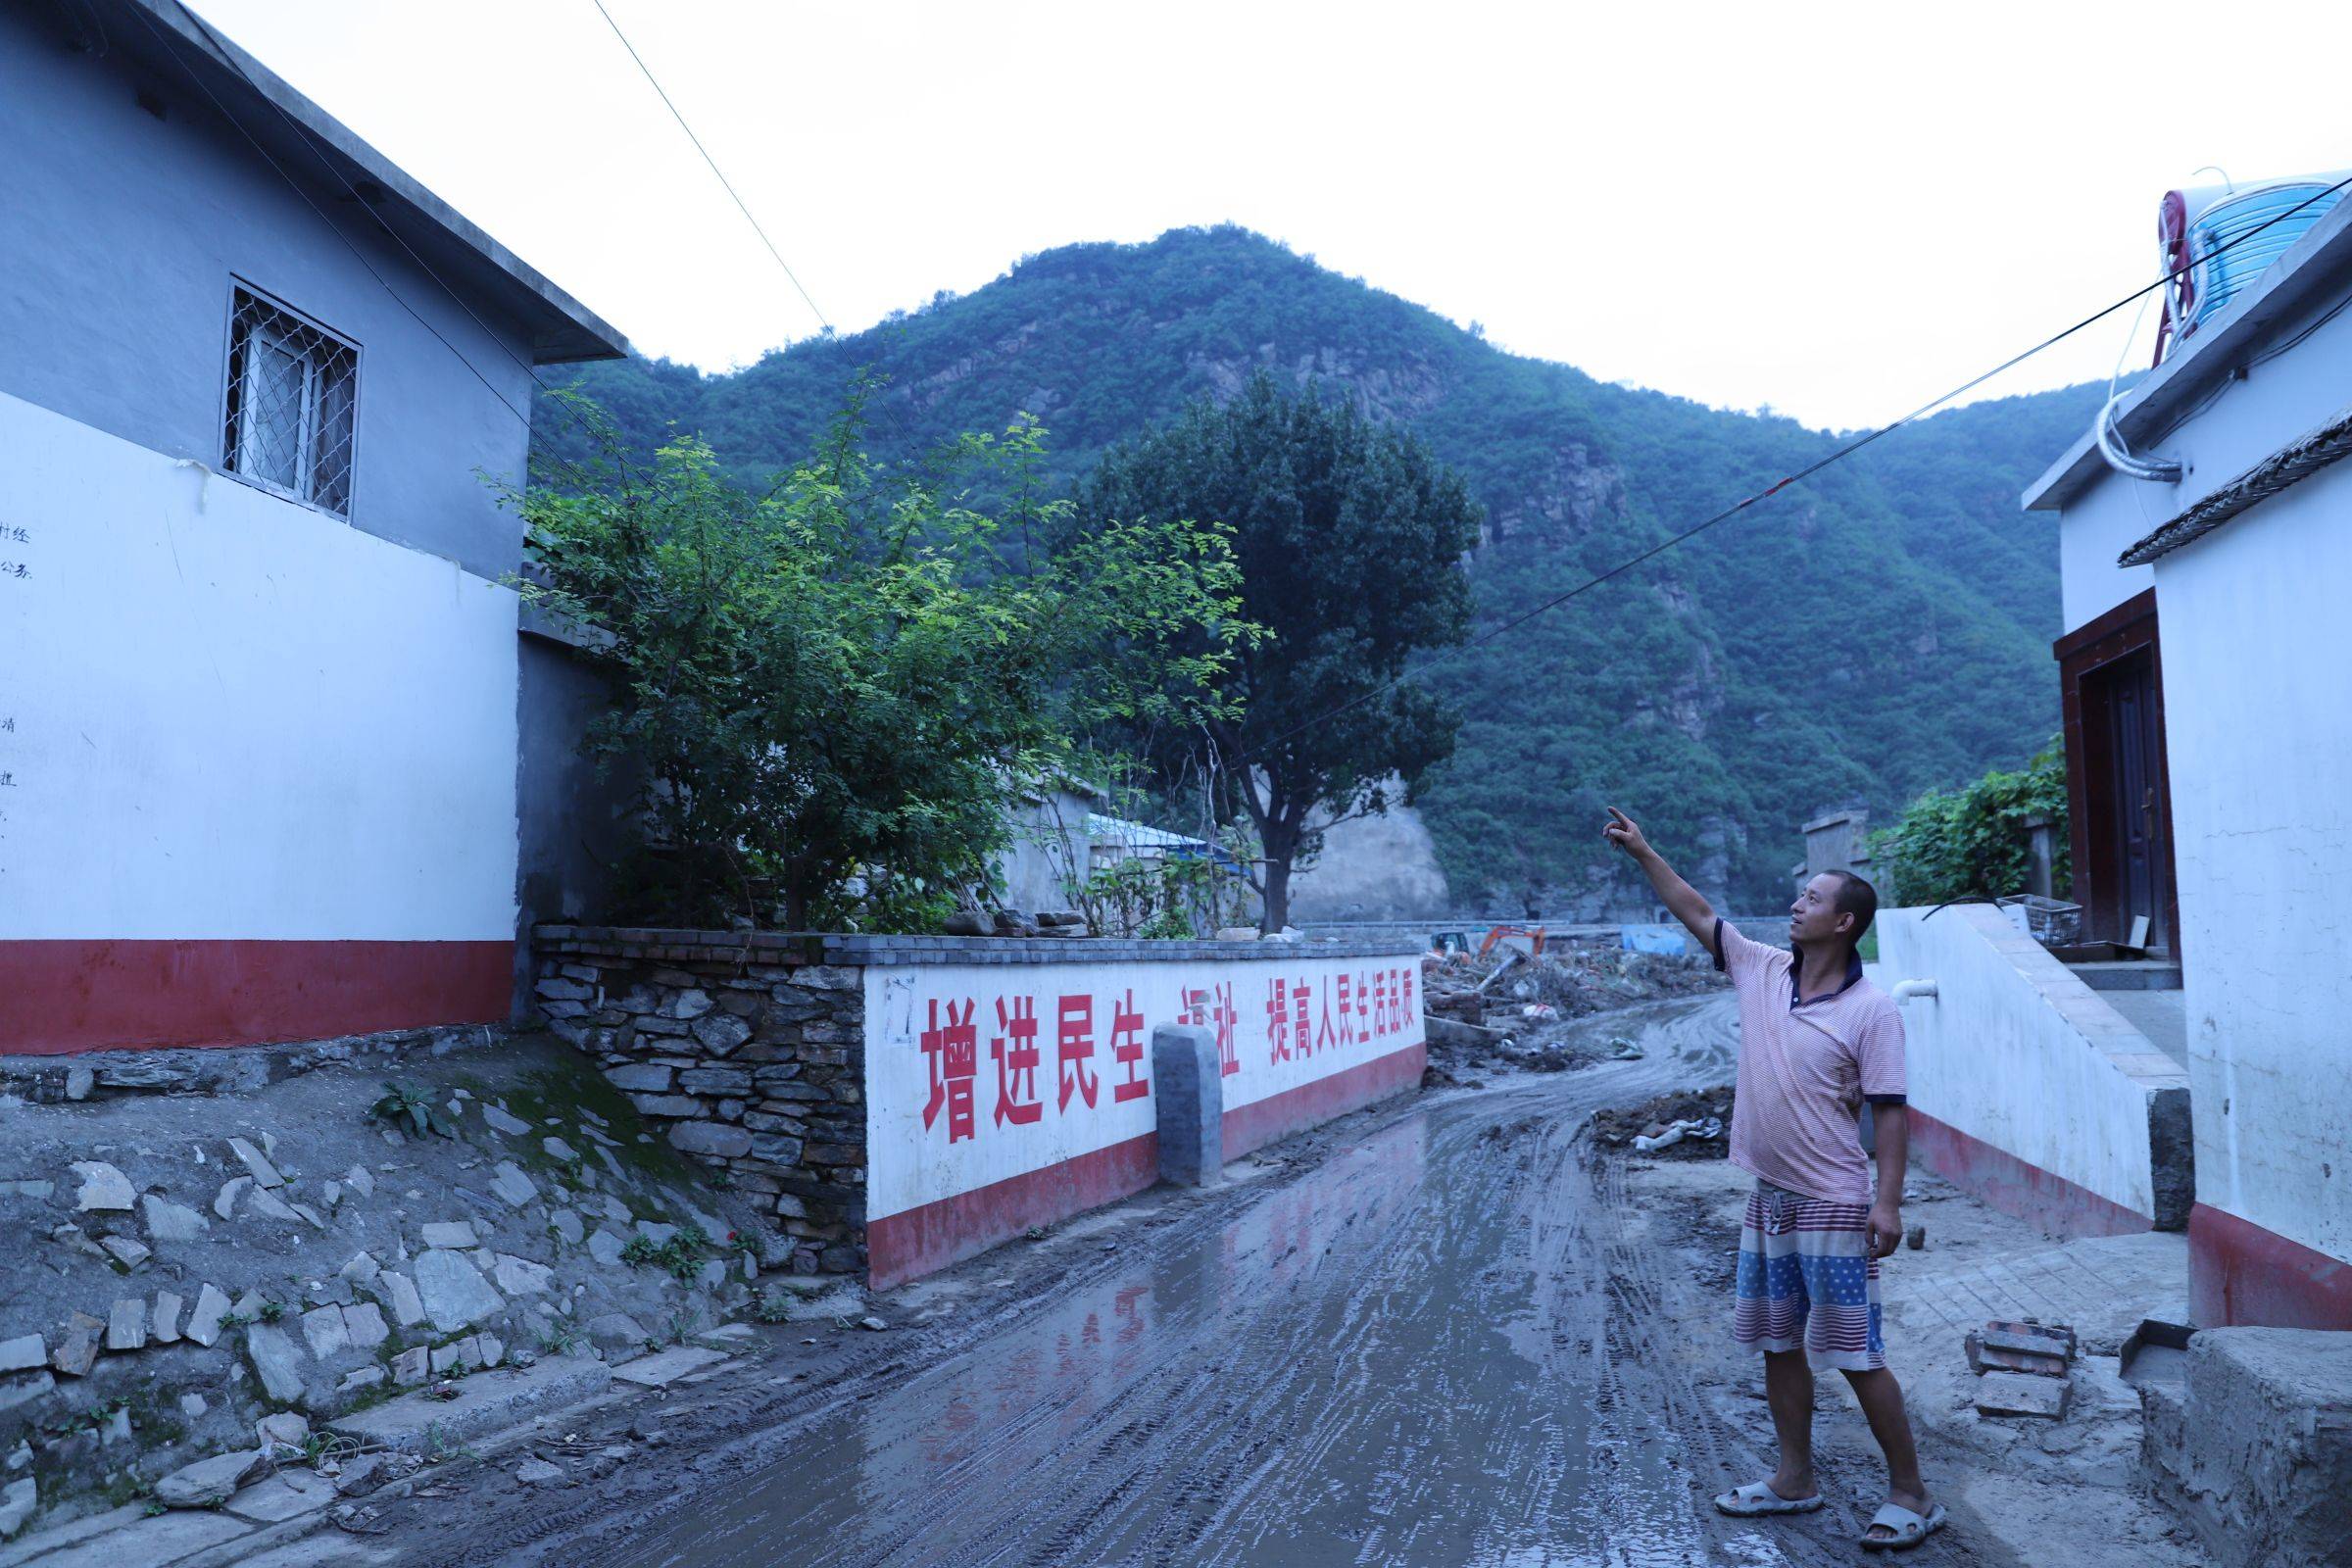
[
  {"x1": 1906, "y1": 1105, "x2": 2153, "y2": 1239},
  {"x1": 866, "y1": 1040, "x2": 1428, "y2": 1291},
  {"x1": 2189, "y1": 1201, "x2": 2352, "y2": 1330},
  {"x1": 1221, "y1": 1042, "x2": 1427, "y2": 1161},
  {"x1": 867, "y1": 1133, "x2": 1161, "y2": 1292},
  {"x1": 0, "y1": 939, "x2": 513, "y2": 1055}
]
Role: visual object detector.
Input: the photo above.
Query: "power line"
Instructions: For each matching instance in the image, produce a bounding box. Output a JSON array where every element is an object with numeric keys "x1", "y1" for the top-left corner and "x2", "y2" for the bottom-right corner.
[
  {"x1": 139, "y1": 2, "x2": 623, "y2": 467},
  {"x1": 587, "y1": 0, "x2": 832, "y2": 338},
  {"x1": 583, "y1": 0, "x2": 940, "y2": 465},
  {"x1": 1237, "y1": 172, "x2": 2352, "y2": 766}
]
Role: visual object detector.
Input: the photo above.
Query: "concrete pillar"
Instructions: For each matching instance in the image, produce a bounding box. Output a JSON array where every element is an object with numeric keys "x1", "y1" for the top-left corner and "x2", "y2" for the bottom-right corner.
[
  {"x1": 1152, "y1": 1023, "x2": 1222, "y2": 1186},
  {"x1": 2024, "y1": 814, "x2": 2056, "y2": 901}
]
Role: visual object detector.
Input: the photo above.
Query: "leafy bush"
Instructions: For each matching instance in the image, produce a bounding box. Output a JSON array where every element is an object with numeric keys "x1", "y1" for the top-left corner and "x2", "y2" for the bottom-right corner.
[
  {"x1": 1871, "y1": 739, "x2": 2069, "y2": 906},
  {"x1": 513, "y1": 396, "x2": 1249, "y2": 930}
]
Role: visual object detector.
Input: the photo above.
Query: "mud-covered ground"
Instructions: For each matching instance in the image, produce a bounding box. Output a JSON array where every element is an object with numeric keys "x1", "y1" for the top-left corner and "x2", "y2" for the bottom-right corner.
[{"x1": 338, "y1": 996, "x2": 2197, "y2": 1568}]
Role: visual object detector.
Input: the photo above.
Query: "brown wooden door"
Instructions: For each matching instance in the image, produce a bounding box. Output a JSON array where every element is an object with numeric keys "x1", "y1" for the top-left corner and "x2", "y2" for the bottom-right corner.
[
  {"x1": 2108, "y1": 652, "x2": 2161, "y2": 941},
  {"x1": 2054, "y1": 590, "x2": 2179, "y2": 960},
  {"x1": 2083, "y1": 647, "x2": 2172, "y2": 952}
]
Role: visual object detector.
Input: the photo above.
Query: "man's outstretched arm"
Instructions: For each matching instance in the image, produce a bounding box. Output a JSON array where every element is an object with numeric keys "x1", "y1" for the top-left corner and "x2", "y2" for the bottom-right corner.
[{"x1": 1601, "y1": 807, "x2": 1722, "y2": 963}]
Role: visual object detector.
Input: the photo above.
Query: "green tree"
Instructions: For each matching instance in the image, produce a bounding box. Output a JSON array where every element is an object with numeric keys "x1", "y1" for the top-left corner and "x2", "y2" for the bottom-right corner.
[
  {"x1": 1075, "y1": 374, "x2": 1482, "y2": 930},
  {"x1": 513, "y1": 399, "x2": 1247, "y2": 929},
  {"x1": 535, "y1": 225, "x2": 2102, "y2": 907},
  {"x1": 1871, "y1": 739, "x2": 2070, "y2": 906}
]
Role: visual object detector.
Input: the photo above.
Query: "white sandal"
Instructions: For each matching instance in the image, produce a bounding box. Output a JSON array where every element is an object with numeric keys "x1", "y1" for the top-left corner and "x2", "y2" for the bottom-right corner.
[
  {"x1": 1859, "y1": 1500, "x2": 1947, "y2": 1550},
  {"x1": 1714, "y1": 1480, "x2": 1826, "y2": 1516}
]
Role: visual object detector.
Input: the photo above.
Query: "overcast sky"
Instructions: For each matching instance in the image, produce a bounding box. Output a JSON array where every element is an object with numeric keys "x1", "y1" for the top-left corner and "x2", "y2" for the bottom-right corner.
[{"x1": 199, "y1": 0, "x2": 2344, "y2": 431}]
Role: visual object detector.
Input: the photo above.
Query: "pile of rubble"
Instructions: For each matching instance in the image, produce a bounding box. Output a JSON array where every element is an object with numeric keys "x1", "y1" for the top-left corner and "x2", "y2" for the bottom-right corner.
[
  {"x1": 0, "y1": 1036, "x2": 811, "y2": 1545},
  {"x1": 1420, "y1": 943, "x2": 1725, "y2": 1079},
  {"x1": 941, "y1": 908, "x2": 1098, "y2": 938},
  {"x1": 1587, "y1": 1089, "x2": 1738, "y2": 1160},
  {"x1": 1968, "y1": 1319, "x2": 2079, "y2": 1419}
]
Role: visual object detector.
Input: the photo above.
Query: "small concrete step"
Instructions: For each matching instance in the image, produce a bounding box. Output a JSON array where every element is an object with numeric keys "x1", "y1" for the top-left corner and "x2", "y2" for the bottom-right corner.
[
  {"x1": 326, "y1": 1353, "x2": 610, "y2": 1454},
  {"x1": 2065, "y1": 959, "x2": 2182, "y2": 992}
]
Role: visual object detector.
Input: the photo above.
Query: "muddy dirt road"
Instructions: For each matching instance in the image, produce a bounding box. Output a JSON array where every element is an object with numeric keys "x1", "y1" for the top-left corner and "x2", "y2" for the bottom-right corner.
[{"x1": 385, "y1": 996, "x2": 2003, "y2": 1568}]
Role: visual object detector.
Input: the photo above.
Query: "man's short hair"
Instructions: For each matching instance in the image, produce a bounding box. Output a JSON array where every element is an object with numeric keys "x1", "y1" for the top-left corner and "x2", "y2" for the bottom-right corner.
[{"x1": 1824, "y1": 869, "x2": 1878, "y2": 945}]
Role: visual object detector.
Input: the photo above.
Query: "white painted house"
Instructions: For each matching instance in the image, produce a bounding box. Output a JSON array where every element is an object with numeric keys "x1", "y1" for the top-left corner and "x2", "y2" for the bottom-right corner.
[
  {"x1": 0, "y1": 1, "x2": 627, "y2": 1056},
  {"x1": 2024, "y1": 175, "x2": 2352, "y2": 1330}
]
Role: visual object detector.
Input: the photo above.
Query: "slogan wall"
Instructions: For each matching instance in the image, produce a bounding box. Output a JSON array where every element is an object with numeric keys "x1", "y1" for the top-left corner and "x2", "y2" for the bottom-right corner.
[
  {"x1": 864, "y1": 946, "x2": 1426, "y2": 1287},
  {"x1": 0, "y1": 389, "x2": 520, "y2": 1054}
]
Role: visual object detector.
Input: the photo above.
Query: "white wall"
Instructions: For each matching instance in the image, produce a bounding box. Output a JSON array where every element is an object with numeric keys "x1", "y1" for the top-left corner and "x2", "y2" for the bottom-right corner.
[
  {"x1": 863, "y1": 951, "x2": 1426, "y2": 1227},
  {"x1": 2059, "y1": 247, "x2": 2352, "y2": 634},
  {"x1": 1873, "y1": 905, "x2": 2186, "y2": 1220},
  {"x1": 2057, "y1": 471, "x2": 2160, "y2": 632},
  {"x1": 996, "y1": 787, "x2": 1093, "y2": 914},
  {"x1": 0, "y1": 388, "x2": 518, "y2": 943},
  {"x1": 2154, "y1": 459, "x2": 2352, "y2": 1265}
]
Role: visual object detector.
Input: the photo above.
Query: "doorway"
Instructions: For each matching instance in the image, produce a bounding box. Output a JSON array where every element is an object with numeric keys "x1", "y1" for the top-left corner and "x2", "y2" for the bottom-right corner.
[{"x1": 2057, "y1": 591, "x2": 2178, "y2": 957}]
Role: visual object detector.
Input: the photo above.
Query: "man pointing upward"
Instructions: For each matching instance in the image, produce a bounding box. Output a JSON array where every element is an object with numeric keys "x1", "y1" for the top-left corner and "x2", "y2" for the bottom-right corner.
[{"x1": 1604, "y1": 807, "x2": 1943, "y2": 1552}]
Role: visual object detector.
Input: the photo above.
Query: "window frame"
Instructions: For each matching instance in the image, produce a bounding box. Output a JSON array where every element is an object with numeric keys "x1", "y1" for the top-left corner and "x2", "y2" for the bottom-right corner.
[{"x1": 217, "y1": 277, "x2": 364, "y2": 520}]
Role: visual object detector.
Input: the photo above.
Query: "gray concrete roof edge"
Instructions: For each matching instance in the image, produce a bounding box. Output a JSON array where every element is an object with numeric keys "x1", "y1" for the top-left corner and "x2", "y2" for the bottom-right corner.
[
  {"x1": 129, "y1": 0, "x2": 630, "y2": 365},
  {"x1": 2022, "y1": 192, "x2": 2352, "y2": 513}
]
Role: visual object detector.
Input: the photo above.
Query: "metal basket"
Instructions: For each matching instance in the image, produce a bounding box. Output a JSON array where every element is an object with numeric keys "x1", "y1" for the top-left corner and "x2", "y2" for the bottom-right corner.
[{"x1": 1997, "y1": 894, "x2": 2082, "y2": 948}]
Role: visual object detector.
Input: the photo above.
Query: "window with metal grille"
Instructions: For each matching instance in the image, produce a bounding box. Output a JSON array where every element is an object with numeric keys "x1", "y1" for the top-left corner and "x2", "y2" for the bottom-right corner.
[{"x1": 221, "y1": 286, "x2": 358, "y2": 515}]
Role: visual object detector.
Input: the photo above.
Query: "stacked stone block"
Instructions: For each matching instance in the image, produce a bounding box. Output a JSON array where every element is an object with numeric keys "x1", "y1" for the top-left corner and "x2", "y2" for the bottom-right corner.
[{"x1": 532, "y1": 930, "x2": 867, "y2": 1276}]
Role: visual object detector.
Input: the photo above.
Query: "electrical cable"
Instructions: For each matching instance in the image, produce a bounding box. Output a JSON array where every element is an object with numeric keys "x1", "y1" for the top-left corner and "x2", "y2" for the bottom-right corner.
[
  {"x1": 586, "y1": 0, "x2": 831, "y2": 337},
  {"x1": 135, "y1": 2, "x2": 623, "y2": 466},
  {"x1": 130, "y1": 4, "x2": 2352, "y2": 791},
  {"x1": 1230, "y1": 171, "x2": 2352, "y2": 768},
  {"x1": 580, "y1": 0, "x2": 934, "y2": 461}
]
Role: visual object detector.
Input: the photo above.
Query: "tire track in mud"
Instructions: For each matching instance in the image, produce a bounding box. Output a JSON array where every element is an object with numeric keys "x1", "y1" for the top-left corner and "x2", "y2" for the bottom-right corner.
[{"x1": 381, "y1": 994, "x2": 1963, "y2": 1567}]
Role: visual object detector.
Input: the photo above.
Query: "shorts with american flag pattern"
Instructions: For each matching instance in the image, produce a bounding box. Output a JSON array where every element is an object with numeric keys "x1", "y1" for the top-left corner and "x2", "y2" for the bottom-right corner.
[{"x1": 1733, "y1": 1180, "x2": 1885, "y2": 1371}]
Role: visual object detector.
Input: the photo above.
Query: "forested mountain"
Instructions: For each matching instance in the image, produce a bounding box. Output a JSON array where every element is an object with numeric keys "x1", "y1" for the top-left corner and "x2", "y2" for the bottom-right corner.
[{"x1": 532, "y1": 225, "x2": 2102, "y2": 912}]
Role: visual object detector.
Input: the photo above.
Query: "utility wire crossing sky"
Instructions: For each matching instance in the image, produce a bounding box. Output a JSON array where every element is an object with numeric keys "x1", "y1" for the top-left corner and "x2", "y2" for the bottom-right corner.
[
  {"x1": 198, "y1": 0, "x2": 2346, "y2": 431},
  {"x1": 169, "y1": 0, "x2": 2352, "y2": 771}
]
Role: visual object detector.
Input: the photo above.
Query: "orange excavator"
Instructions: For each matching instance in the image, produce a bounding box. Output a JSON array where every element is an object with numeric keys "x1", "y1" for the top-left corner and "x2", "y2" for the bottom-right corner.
[{"x1": 1477, "y1": 924, "x2": 1546, "y2": 957}]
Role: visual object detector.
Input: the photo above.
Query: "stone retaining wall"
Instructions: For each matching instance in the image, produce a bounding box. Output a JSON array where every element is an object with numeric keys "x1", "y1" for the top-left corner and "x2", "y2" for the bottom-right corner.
[
  {"x1": 531, "y1": 926, "x2": 1431, "y2": 1287},
  {"x1": 531, "y1": 930, "x2": 868, "y2": 1276}
]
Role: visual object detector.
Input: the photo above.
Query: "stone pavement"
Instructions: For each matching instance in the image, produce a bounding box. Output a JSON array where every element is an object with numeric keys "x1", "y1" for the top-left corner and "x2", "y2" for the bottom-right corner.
[{"x1": 1883, "y1": 1229, "x2": 2188, "y2": 1355}]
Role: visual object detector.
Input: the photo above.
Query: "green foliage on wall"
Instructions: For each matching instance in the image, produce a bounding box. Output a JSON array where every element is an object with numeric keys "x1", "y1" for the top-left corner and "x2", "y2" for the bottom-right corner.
[
  {"x1": 1871, "y1": 740, "x2": 2071, "y2": 907},
  {"x1": 511, "y1": 400, "x2": 1248, "y2": 929}
]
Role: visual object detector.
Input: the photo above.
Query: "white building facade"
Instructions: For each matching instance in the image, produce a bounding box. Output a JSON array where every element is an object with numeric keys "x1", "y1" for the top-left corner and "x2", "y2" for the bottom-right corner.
[
  {"x1": 2026, "y1": 189, "x2": 2352, "y2": 1330},
  {"x1": 0, "y1": 1, "x2": 626, "y2": 1055}
]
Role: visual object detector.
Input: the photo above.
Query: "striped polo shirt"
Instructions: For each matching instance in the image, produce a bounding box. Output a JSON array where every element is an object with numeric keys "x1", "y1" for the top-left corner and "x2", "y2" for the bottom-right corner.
[{"x1": 1714, "y1": 919, "x2": 1906, "y2": 1205}]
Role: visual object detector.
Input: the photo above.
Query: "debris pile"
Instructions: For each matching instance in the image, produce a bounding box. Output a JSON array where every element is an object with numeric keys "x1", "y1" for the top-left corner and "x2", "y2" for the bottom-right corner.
[
  {"x1": 1967, "y1": 1319, "x2": 2078, "y2": 1420},
  {"x1": 1588, "y1": 1089, "x2": 1738, "y2": 1160},
  {"x1": 1426, "y1": 944, "x2": 1722, "y2": 1021},
  {"x1": 1419, "y1": 941, "x2": 1725, "y2": 1082}
]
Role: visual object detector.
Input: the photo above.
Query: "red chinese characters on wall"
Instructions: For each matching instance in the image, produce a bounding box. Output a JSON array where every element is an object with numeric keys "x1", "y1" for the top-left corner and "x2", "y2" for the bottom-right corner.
[
  {"x1": 1262, "y1": 965, "x2": 1424, "y2": 1069},
  {"x1": 991, "y1": 996, "x2": 1043, "y2": 1127},
  {"x1": 921, "y1": 998, "x2": 979, "y2": 1144},
  {"x1": 1109, "y1": 989, "x2": 1149, "y2": 1103},
  {"x1": 919, "y1": 963, "x2": 1424, "y2": 1146},
  {"x1": 1057, "y1": 994, "x2": 1101, "y2": 1112},
  {"x1": 1183, "y1": 984, "x2": 1240, "y2": 1078}
]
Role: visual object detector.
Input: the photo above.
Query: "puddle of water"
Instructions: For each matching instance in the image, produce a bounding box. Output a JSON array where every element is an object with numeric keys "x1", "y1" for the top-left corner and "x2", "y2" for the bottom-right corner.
[
  {"x1": 610, "y1": 1004, "x2": 1745, "y2": 1568},
  {"x1": 619, "y1": 1119, "x2": 1436, "y2": 1567}
]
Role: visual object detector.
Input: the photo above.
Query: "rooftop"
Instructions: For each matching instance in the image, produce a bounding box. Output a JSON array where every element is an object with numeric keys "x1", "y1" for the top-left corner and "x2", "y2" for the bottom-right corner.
[
  {"x1": 79, "y1": 0, "x2": 628, "y2": 365},
  {"x1": 2023, "y1": 188, "x2": 2352, "y2": 514}
]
